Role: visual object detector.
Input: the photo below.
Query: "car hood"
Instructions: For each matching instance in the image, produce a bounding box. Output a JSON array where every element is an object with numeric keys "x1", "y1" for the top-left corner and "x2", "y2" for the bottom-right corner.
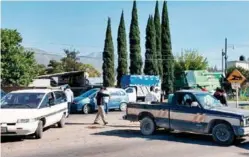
[
  {"x1": 209, "y1": 106, "x2": 249, "y2": 117},
  {"x1": 0, "y1": 109, "x2": 40, "y2": 123}
]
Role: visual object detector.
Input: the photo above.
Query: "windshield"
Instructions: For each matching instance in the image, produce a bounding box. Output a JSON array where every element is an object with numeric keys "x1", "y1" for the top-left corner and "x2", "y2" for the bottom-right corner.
[
  {"x1": 80, "y1": 89, "x2": 98, "y2": 98},
  {"x1": 195, "y1": 93, "x2": 223, "y2": 109},
  {"x1": 1, "y1": 93, "x2": 45, "y2": 109}
]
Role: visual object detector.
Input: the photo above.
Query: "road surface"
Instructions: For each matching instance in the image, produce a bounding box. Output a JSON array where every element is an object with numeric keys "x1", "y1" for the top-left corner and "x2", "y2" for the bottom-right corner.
[{"x1": 1, "y1": 112, "x2": 249, "y2": 157}]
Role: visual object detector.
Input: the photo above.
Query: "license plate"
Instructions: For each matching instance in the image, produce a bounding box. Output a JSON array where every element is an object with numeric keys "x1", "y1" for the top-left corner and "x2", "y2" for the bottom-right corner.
[{"x1": 1, "y1": 127, "x2": 7, "y2": 133}]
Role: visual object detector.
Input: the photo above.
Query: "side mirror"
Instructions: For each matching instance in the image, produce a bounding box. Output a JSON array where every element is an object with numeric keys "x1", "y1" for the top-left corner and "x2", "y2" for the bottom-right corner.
[
  {"x1": 191, "y1": 101, "x2": 199, "y2": 107},
  {"x1": 48, "y1": 99, "x2": 55, "y2": 106}
]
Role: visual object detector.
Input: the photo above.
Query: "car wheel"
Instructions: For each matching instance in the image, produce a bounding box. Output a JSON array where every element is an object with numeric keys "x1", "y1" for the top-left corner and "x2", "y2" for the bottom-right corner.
[
  {"x1": 140, "y1": 117, "x2": 155, "y2": 136},
  {"x1": 34, "y1": 120, "x2": 43, "y2": 139},
  {"x1": 57, "y1": 114, "x2": 66, "y2": 128},
  {"x1": 82, "y1": 104, "x2": 90, "y2": 114},
  {"x1": 119, "y1": 103, "x2": 127, "y2": 111},
  {"x1": 212, "y1": 123, "x2": 235, "y2": 146}
]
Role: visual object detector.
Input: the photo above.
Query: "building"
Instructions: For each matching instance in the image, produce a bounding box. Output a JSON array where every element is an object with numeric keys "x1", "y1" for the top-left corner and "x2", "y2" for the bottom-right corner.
[{"x1": 227, "y1": 61, "x2": 249, "y2": 70}]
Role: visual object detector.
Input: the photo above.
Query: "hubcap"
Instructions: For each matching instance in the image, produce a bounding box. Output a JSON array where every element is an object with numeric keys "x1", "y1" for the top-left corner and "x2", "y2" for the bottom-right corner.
[
  {"x1": 216, "y1": 127, "x2": 230, "y2": 142},
  {"x1": 84, "y1": 105, "x2": 88, "y2": 113},
  {"x1": 120, "y1": 103, "x2": 127, "y2": 111},
  {"x1": 143, "y1": 122, "x2": 151, "y2": 133}
]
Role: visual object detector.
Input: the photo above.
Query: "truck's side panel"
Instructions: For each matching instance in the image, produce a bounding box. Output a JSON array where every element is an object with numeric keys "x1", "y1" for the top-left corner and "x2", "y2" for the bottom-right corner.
[{"x1": 126, "y1": 103, "x2": 171, "y2": 128}]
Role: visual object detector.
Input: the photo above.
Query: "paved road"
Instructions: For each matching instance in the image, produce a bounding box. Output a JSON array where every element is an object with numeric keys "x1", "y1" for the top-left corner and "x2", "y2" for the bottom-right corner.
[{"x1": 1, "y1": 112, "x2": 249, "y2": 157}]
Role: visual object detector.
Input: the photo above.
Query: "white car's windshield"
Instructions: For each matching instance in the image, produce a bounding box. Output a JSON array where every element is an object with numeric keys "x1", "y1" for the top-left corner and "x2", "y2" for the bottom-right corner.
[
  {"x1": 194, "y1": 93, "x2": 223, "y2": 109},
  {"x1": 1, "y1": 93, "x2": 45, "y2": 109}
]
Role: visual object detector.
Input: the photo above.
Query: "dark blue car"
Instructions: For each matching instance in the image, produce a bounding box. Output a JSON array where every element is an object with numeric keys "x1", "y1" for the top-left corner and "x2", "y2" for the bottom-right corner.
[
  {"x1": 71, "y1": 88, "x2": 129, "y2": 114},
  {"x1": 1, "y1": 89, "x2": 6, "y2": 99}
]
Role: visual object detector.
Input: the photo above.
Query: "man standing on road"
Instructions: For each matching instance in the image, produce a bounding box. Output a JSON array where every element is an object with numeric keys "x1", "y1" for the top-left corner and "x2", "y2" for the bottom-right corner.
[
  {"x1": 94, "y1": 87, "x2": 110, "y2": 125},
  {"x1": 145, "y1": 86, "x2": 159, "y2": 104},
  {"x1": 64, "y1": 85, "x2": 74, "y2": 117}
]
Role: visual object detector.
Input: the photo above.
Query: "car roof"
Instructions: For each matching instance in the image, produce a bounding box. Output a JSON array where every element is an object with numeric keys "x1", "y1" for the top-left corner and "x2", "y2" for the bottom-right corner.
[
  {"x1": 10, "y1": 89, "x2": 62, "y2": 94},
  {"x1": 176, "y1": 90, "x2": 208, "y2": 94},
  {"x1": 106, "y1": 87, "x2": 125, "y2": 92}
]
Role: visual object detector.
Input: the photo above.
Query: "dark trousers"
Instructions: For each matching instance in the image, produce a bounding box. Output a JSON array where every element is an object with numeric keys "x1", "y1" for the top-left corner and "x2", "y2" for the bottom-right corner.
[
  {"x1": 104, "y1": 103, "x2": 109, "y2": 114},
  {"x1": 68, "y1": 102, "x2": 71, "y2": 116}
]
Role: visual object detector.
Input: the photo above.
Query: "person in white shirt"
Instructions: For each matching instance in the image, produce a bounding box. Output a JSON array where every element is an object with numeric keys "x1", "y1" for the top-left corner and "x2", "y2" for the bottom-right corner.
[
  {"x1": 145, "y1": 86, "x2": 159, "y2": 104},
  {"x1": 63, "y1": 85, "x2": 74, "y2": 117}
]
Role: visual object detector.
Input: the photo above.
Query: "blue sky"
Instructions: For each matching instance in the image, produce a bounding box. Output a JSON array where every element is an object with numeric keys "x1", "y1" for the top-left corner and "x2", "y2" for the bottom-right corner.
[{"x1": 2, "y1": 1, "x2": 249, "y2": 69}]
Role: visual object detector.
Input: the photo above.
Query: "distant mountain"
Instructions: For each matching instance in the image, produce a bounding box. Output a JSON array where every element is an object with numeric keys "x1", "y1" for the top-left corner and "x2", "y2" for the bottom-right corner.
[{"x1": 25, "y1": 48, "x2": 63, "y2": 67}]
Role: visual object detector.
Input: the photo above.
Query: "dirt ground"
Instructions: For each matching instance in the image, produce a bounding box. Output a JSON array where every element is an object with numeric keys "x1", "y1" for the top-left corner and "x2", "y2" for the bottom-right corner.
[{"x1": 1, "y1": 112, "x2": 249, "y2": 157}]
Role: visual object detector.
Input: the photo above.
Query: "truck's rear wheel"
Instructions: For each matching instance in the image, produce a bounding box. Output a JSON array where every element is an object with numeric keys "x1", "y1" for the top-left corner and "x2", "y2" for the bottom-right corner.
[
  {"x1": 212, "y1": 123, "x2": 235, "y2": 146},
  {"x1": 140, "y1": 117, "x2": 155, "y2": 136}
]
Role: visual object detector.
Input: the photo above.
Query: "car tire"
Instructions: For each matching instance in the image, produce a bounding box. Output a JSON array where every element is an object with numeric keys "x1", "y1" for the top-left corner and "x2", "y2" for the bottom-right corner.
[
  {"x1": 212, "y1": 123, "x2": 235, "y2": 146},
  {"x1": 82, "y1": 104, "x2": 90, "y2": 114},
  {"x1": 140, "y1": 117, "x2": 155, "y2": 136},
  {"x1": 57, "y1": 114, "x2": 66, "y2": 128},
  {"x1": 119, "y1": 103, "x2": 127, "y2": 111},
  {"x1": 34, "y1": 120, "x2": 43, "y2": 139}
]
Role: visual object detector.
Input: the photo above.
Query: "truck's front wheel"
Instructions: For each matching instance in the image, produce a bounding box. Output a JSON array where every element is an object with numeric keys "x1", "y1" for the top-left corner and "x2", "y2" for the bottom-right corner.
[
  {"x1": 140, "y1": 117, "x2": 155, "y2": 136},
  {"x1": 212, "y1": 123, "x2": 235, "y2": 146}
]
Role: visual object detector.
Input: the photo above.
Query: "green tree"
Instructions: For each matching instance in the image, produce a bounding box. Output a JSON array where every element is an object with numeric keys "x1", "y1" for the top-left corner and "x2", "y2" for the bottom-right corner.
[
  {"x1": 144, "y1": 15, "x2": 158, "y2": 75},
  {"x1": 161, "y1": 1, "x2": 174, "y2": 94},
  {"x1": 117, "y1": 11, "x2": 128, "y2": 87},
  {"x1": 1, "y1": 29, "x2": 39, "y2": 86},
  {"x1": 47, "y1": 60, "x2": 64, "y2": 74},
  {"x1": 103, "y1": 18, "x2": 115, "y2": 87},
  {"x1": 129, "y1": 0, "x2": 142, "y2": 74},
  {"x1": 61, "y1": 49, "x2": 81, "y2": 71},
  {"x1": 154, "y1": 1, "x2": 163, "y2": 77},
  {"x1": 174, "y1": 50, "x2": 208, "y2": 76},
  {"x1": 47, "y1": 50, "x2": 100, "y2": 77}
]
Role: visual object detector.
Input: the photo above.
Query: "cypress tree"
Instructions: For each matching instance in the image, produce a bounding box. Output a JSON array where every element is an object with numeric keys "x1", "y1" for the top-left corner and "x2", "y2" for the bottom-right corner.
[
  {"x1": 103, "y1": 17, "x2": 115, "y2": 87},
  {"x1": 144, "y1": 15, "x2": 158, "y2": 75},
  {"x1": 117, "y1": 11, "x2": 128, "y2": 87},
  {"x1": 154, "y1": 1, "x2": 162, "y2": 77},
  {"x1": 161, "y1": 1, "x2": 174, "y2": 94},
  {"x1": 129, "y1": 0, "x2": 142, "y2": 74}
]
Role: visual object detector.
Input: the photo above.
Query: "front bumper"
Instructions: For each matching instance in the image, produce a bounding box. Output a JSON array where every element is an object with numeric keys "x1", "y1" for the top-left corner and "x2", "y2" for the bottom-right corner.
[
  {"x1": 1, "y1": 122, "x2": 38, "y2": 136},
  {"x1": 234, "y1": 126, "x2": 249, "y2": 136}
]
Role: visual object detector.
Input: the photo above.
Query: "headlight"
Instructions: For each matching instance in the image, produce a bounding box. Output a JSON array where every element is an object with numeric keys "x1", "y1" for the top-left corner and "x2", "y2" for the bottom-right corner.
[
  {"x1": 17, "y1": 119, "x2": 36, "y2": 123},
  {"x1": 240, "y1": 120, "x2": 245, "y2": 127},
  {"x1": 241, "y1": 118, "x2": 249, "y2": 127}
]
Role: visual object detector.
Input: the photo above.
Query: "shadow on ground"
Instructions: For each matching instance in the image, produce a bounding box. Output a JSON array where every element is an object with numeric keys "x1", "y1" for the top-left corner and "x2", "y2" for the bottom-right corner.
[
  {"x1": 92, "y1": 129, "x2": 249, "y2": 149},
  {"x1": 1, "y1": 125, "x2": 58, "y2": 143},
  {"x1": 66, "y1": 122, "x2": 138, "y2": 128}
]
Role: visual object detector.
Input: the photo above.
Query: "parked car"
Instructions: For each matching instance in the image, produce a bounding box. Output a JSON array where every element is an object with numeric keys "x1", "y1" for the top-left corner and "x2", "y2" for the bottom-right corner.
[
  {"x1": 1, "y1": 89, "x2": 6, "y2": 98},
  {"x1": 0, "y1": 89, "x2": 68, "y2": 139},
  {"x1": 71, "y1": 88, "x2": 129, "y2": 114},
  {"x1": 123, "y1": 90, "x2": 249, "y2": 145}
]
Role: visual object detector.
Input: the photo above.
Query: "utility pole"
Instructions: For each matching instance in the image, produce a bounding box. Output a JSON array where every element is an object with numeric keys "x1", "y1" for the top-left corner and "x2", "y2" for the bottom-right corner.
[
  {"x1": 222, "y1": 49, "x2": 224, "y2": 74},
  {"x1": 224, "y1": 38, "x2": 228, "y2": 75}
]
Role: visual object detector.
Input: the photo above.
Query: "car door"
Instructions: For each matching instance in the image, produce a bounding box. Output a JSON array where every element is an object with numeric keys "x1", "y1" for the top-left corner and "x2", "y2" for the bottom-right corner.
[
  {"x1": 108, "y1": 91, "x2": 120, "y2": 109},
  {"x1": 125, "y1": 87, "x2": 136, "y2": 102},
  {"x1": 170, "y1": 93, "x2": 205, "y2": 133},
  {"x1": 38, "y1": 92, "x2": 56, "y2": 127},
  {"x1": 53, "y1": 91, "x2": 67, "y2": 123}
]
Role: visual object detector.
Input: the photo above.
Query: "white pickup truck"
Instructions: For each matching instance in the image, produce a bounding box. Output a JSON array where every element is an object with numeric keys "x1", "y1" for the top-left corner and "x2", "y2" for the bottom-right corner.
[{"x1": 0, "y1": 89, "x2": 68, "y2": 139}]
